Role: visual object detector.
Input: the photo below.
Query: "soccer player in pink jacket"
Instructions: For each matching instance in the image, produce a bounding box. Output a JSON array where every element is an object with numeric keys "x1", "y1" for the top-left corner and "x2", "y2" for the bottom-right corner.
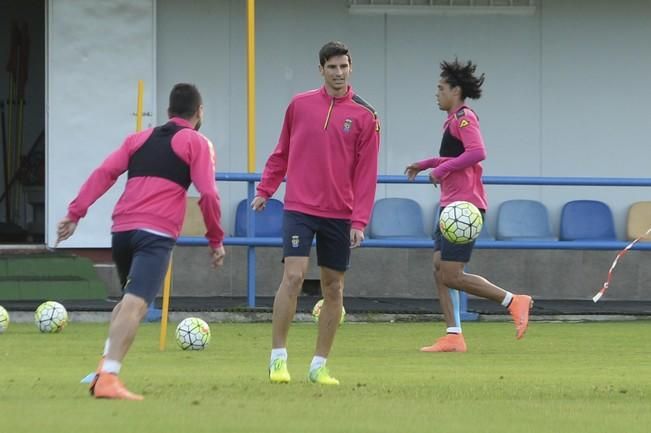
[
  {"x1": 252, "y1": 41, "x2": 380, "y2": 385},
  {"x1": 405, "y1": 60, "x2": 533, "y2": 353},
  {"x1": 56, "y1": 83, "x2": 226, "y2": 400}
]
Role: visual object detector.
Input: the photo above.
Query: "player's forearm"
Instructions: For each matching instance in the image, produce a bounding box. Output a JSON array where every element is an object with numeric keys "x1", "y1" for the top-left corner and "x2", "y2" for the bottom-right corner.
[
  {"x1": 433, "y1": 147, "x2": 486, "y2": 178},
  {"x1": 198, "y1": 194, "x2": 225, "y2": 248},
  {"x1": 415, "y1": 157, "x2": 440, "y2": 170},
  {"x1": 257, "y1": 154, "x2": 287, "y2": 198},
  {"x1": 67, "y1": 167, "x2": 121, "y2": 221}
]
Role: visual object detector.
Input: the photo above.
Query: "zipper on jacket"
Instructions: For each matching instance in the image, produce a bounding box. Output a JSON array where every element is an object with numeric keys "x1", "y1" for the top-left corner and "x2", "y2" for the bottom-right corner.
[{"x1": 323, "y1": 97, "x2": 335, "y2": 130}]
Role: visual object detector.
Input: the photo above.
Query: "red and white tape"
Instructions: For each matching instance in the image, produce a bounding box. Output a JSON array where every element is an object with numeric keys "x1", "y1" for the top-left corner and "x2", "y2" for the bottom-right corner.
[{"x1": 593, "y1": 226, "x2": 651, "y2": 302}]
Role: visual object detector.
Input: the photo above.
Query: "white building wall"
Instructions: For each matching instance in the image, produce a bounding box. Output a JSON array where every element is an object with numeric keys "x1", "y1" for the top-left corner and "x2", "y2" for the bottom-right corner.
[
  {"x1": 538, "y1": 0, "x2": 651, "y2": 236},
  {"x1": 47, "y1": 0, "x2": 156, "y2": 247},
  {"x1": 49, "y1": 0, "x2": 651, "y2": 246}
]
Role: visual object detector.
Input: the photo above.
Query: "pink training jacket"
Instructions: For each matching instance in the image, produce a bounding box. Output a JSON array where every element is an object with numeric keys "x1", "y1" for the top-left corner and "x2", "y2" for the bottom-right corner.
[
  {"x1": 416, "y1": 105, "x2": 488, "y2": 210},
  {"x1": 66, "y1": 117, "x2": 225, "y2": 248},
  {"x1": 257, "y1": 86, "x2": 381, "y2": 230}
]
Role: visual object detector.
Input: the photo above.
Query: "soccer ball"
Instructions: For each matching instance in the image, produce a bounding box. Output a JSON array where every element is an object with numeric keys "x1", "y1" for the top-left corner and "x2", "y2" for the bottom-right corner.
[
  {"x1": 0, "y1": 305, "x2": 9, "y2": 334},
  {"x1": 175, "y1": 317, "x2": 211, "y2": 351},
  {"x1": 439, "y1": 201, "x2": 483, "y2": 244},
  {"x1": 311, "y1": 299, "x2": 346, "y2": 325},
  {"x1": 35, "y1": 301, "x2": 68, "y2": 333}
]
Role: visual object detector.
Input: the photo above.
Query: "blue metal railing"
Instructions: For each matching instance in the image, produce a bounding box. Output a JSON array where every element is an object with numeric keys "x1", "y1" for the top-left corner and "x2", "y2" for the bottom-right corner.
[{"x1": 177, "y1": 173, "x2": 651, "y2": 309}]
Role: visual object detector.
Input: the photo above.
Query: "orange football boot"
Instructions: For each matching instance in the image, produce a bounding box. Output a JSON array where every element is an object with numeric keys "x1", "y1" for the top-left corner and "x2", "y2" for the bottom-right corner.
[
  {"x1": 508, "y1": 295, "x2": 533, "y2": 339},
  {"x1": 91, "y1": 373, "x2": 144, "y2": 401},
  {"x1": 420, "y1": 333, "x2": 467, "y2": 353}
]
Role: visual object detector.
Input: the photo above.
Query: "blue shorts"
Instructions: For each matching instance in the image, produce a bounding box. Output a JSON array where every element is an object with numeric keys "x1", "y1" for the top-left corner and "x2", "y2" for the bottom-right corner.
[
  {"x1": 111, "y1": 230, "x2": 175, "y2": 304},
  {"x1": 434, "y1": 207, "x2": 485, "y2": 263},
  {"x1": 282, "y1": 210, "x2": 351, "y2": 272}
]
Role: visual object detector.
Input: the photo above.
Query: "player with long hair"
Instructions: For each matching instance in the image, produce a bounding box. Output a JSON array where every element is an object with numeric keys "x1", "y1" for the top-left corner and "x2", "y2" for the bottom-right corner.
[{"x1": 405, "y1": 60, "x2": 533, "y2": 352}]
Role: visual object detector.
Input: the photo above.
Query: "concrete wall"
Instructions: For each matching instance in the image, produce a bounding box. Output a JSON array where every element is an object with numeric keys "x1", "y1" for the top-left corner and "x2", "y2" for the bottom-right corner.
[
  {"x1": 157, "y1": 0, "x2": 651, "y2": 301},
  {"x1": 164, "y1": 246, "x2": 651, "y2": 301}
]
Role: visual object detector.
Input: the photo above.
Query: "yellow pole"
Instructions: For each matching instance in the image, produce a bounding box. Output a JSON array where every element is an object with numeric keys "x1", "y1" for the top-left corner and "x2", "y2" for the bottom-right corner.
[
  {"x1": 136, "y1": 80, "x2": 144, "y2": 132},
  {"x1": 246, "y1": 0, "x2": 256, "y2": 172},
  {"x1": 159, "y1": 259, "x2": 173, "y2": 351}
]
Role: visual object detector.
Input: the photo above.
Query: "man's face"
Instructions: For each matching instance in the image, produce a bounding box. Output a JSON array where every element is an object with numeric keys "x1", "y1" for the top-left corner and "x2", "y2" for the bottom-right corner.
[
  {"x1": 319, "y1": 54, "x2": 351, "y2": 94},
  {"x1": 436, "y1": 79, "x2": 457, "y2": 112}
]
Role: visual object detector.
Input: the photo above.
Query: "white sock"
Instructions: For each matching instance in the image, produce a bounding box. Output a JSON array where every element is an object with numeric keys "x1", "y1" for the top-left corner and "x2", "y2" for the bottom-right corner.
[
  {"x1": 501, "y1": 292, "x2": 514, "y2": 307},
  {"x1": 446, "y1": 327, "x2": 462, "y2": 334},
  {"x1": 270, "y1": 348, "x2": 287, "y2": 365},
  {"x1": 102, "y1": 339, "x2": 110, "y2": 357},
  {"x1": 310, "y1": 356, "x2": 327, "y2": 372},
  {"x1": 101, "y1": 359, "x2": 122, "y2": 375}
]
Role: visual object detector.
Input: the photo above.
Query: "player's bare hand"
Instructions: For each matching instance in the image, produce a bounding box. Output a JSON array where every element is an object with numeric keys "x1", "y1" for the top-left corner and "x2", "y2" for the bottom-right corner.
[
  {"x1": 210, "y1": 246, "x2": 226, "y2": 268},
  {"x1": 55, "y1": 217, "x2": 77, "y2": 246},
  {"x1": 350, "y1": 228, "x2": 365, "y2": 249},
  {"x1": 429, "y1": 171, "x2": 440, "y2": 188},
  {"x1": 251, "y1": 196, "x2": 267, "y2": 211},
  {"x1": 404, "y1": 163, "x2": 422, "y2": 181}
]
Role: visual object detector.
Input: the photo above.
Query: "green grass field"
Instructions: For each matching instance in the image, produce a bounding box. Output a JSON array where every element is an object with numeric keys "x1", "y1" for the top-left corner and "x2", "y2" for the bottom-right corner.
[{"x1": 1, "y1": 320, "x2": 650, "y2": 433}]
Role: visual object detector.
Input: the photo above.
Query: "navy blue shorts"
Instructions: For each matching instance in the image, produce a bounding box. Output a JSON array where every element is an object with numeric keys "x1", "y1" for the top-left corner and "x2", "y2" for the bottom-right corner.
[
  {"x1": 282, "y1": 210, "x2": 351, "y2": 272},
  {"x1": 111, "y1": 230, "x2": 175, "y2": 304},
  {"x1": 434, "y1": 207, "x2": 485, "y2": 263}
]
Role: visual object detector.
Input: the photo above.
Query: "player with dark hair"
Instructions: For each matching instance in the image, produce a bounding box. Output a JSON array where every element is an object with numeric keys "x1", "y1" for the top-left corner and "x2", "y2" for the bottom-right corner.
[
  {"x1": 405, "y1": 59, "x2": 533, "y2": 352},
  {"x1": 56, "y1": 83, "x2": 226, "y2": 400},
  {"x1": 252, "y1": 41, "x2": 380, "y2": 385}
]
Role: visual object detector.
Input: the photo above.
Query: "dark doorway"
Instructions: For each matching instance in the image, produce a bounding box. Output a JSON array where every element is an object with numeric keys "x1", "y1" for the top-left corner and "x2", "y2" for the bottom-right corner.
[{"x1": 0, "y1": 0, "x2": 45, "y2": 244}]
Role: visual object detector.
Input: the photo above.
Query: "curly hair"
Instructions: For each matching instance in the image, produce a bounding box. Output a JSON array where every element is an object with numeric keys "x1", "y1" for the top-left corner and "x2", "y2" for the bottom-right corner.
[{"x1": 440, "y1": 59, "x2": 485, "y2": 100}]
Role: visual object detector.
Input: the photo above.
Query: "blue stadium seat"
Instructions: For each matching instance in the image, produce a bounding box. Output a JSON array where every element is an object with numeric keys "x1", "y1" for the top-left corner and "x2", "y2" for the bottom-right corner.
[
  {"x1": 234, "y1": 198, "x2": 284, "y2": 237},
  {"x1": 560, "y1": 200, "x2": 616, "y2": 241},
  {"x1": 369, "y1": 198, "x2": 427, "y2": 239},
  {"x1": 434, "y1": 203, "x2": 493, "y2": 240},
  {"x1": 496, "y1": 199, "x2": 556, "y2": 240}
]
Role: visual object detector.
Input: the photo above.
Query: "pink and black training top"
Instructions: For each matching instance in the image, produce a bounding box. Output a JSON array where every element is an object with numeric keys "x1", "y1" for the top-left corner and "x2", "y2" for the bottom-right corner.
[
  {"x1": 257, "y1": 85, "x2": 381, "y2": 230},
  {"x1": 416, "y1": 105, "x2": 488, "y2": 210},
  {"x1": 66, "y1": 117, "x2": 224, "y2": 248}
]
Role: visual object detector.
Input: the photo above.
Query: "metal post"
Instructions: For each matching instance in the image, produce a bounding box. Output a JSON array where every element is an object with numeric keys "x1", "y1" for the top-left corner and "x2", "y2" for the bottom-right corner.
[
  {"x1": 246, "y1": 181, "x2": 256, "y2": 307},
  {"x1": 459, "y1": 291, "x2": 478, "y2": 321}
]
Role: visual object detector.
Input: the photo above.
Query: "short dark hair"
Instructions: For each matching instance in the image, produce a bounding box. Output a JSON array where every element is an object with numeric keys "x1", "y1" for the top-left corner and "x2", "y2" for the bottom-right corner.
[
  {"x1": 168, "y1": 83, "x2": 202, "y2": 119},
  {"x1": 440, "y1": 59, "x2": 485, "y2": 100},
  {"x1": 319, "y1": 41, "x2": 351, "y2": 67}
]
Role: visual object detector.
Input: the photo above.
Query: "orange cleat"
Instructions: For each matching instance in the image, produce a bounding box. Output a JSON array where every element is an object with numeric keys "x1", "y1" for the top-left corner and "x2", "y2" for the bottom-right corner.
[
  {"x1": 508, "y1": 295, "x2": 533, "y2": 340},
  {"x1": 420, "y1": 333, "x2": 467, "y2": 353},
  {"x1": 91, "y1": 373, "x2": 144, "y2": 401}
]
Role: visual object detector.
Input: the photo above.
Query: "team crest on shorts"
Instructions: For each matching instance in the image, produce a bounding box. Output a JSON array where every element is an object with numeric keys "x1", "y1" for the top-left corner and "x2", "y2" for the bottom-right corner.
[
  {"x1": 343, "y1": 118, "x2": 353, "y2": 133},
  {"x1": 291, "y1": 235, "x2": 300, "y2": 248}
]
